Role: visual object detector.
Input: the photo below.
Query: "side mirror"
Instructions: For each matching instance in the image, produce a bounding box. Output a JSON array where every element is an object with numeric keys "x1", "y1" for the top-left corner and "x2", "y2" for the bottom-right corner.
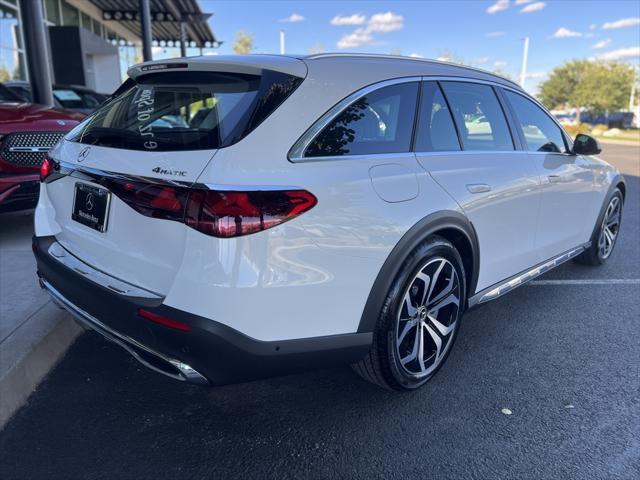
[{"x1": 573, "y1": 133, "x2": 601, "y2": 155}]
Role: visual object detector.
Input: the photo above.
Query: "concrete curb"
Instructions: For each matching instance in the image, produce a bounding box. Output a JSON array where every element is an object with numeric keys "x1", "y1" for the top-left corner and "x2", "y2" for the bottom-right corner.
[{"x1": 0, "y1": 302, "x2": 82, "y2": 429}]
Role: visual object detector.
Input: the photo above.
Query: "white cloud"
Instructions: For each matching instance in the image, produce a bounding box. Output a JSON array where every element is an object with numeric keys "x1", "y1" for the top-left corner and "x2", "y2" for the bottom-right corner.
[
  {"x1": 330, "y1": 14, "x2": 366, "y2": 26},
  {"x1": 592, "y1": 38, "x2": 612, "y2": 49},
  {"x1": 552, "y1": 27, "x2": 582, "y2": 38},
  {"x1": 589, "y1": 24, "x2": 597, "y2": 30},
  {"x1": 487, "y1": 0, "x2": 509, "y2": 14},
  {"x1": 337, "y1": 29, "x2": 375, "y2": 49},
  {"x1": 526, "y1": 71, "x2": 546, "y2": 79},
  {"x1": 494, "y1": 60, "x2": 507, "y2": 68},
  {"x1": 367, "y1": 11, "x2": 404, "y2": 33},
  {"x1": 409, "y1": 53, "x2": 424, "y2": 58},
  {"x1": 602, "y1": 17, "x2": 640, "y2": 30},
  {"x1": 520, "y1": 2, "x2": 546, "y2": 13},
  {"x1": 336, "y1": 11, "x2": 404, "y2": 49},
  {"x1": 280, "y1": 13, "x2": 304, "y2": 23},
  {"x1": 473, "y1": 57, "x2": 490, "y2": 65},
  {"x1": 593, "y1": 46, "x2": 640, "y2": 62},
  {"x1": 515, "y1": 0, "x2": 532, "y2": 4},
  {"x1": 486, "y1": 31, "x2": 506, "y2": 37}
]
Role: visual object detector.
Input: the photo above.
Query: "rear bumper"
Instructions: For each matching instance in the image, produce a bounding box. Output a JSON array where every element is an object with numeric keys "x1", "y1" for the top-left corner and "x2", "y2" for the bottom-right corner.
[
  {"x1": 33, "y1": 235, "x2": 372, "y2": 386},
  {"x1": 0, "y1": 174, "x2": 39, "y2": 212}
]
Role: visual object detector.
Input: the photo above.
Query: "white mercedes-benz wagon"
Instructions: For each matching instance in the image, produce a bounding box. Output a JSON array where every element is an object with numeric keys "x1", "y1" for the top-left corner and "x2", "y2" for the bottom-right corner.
[{"x1": 34, "y1": 54, "x2": 625, "y2": 390}]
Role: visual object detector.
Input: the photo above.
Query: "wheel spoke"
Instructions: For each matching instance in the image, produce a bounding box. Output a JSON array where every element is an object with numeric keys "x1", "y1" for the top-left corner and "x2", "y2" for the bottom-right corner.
[
  {"x1": 416, "y1": 272, "x2": 431, "y2": 306},
  {"x1": 417, "y1": 323, "x2": 426, "y2": 372},
  {"x1": 398, "y1": 319, "x2": 417, "y2": 346},
  {"x1": 402, "y1": 291, "x2": 417, "y2": 318},
  {"x1": 428, "y1": 290, "x2": 459, "y2": 314},
  {"x1": 427, "y1": 313, "x2": 457, "y2": 337},
  {"x1": 425, "y1": 260, "x2": 446, "y2": 305},
  {"x1": 424, "y1": 324, "x2": 442, "y2": 368},
  {"x1": 400, "y1": 323, "x2": 420, "y2": 366}
]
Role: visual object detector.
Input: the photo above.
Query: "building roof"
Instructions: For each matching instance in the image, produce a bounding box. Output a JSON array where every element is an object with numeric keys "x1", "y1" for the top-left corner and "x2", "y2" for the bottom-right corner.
[{"x1": 89, "y1": 0, "x2": 217, "y2": 47}]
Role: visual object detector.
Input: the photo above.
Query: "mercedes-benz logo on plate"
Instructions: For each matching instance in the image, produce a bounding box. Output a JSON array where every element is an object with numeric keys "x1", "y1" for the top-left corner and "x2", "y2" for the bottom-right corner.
[
  {"x1": 78, "y1": 146, "x2": 91, "y2": 163},
  {"x1": 85, "y1": 193, "x2": 94, "y2": 211}
]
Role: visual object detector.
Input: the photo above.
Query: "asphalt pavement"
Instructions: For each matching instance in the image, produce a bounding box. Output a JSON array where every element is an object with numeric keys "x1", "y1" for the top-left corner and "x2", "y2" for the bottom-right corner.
[{"x1": 1, "y1": 144, "x2": 638, "y2": 480}]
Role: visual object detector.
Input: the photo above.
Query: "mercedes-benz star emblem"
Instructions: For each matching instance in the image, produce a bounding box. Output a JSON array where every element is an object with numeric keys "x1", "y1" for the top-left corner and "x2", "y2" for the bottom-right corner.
[
  {"x1": 78, "y1": 146, "x2": 91, "y2": 163},
  {"x1": 85, "y1": 193, "x2": 95, "y2": 211}
]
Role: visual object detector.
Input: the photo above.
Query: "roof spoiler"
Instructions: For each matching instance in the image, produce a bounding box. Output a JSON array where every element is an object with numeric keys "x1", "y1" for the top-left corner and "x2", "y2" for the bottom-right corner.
[{"x1": 128, "y1": 55, "x2": 308, "y2": 80}]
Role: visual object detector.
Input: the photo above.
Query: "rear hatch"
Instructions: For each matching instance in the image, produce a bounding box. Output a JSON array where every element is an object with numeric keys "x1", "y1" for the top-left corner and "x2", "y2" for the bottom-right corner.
[{"x1": 44, "y1": 57, "x2": 306, "y2": 294}]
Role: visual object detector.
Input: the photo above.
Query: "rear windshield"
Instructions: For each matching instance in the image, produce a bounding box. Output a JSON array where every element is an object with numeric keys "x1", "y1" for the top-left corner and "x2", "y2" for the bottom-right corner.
[{"x1": 67, "y1": 70, "x2": 303, "y2": 151}]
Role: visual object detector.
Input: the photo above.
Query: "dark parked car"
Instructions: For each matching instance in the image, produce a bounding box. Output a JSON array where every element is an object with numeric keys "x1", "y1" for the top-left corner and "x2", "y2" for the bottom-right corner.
[
  {"x1": 4, "y1": 81, "x2": 108, "y2": 115},
  {"x1": 0, "y1": 84, "x2": 84, "y2": 213}
]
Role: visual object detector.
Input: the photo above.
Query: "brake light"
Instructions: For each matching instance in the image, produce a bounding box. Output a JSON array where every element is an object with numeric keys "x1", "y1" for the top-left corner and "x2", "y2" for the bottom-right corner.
[
  {"x1": 185, "y1": 189, "x2": 317, "y2": 238},
  {"x1": 40, "y1": 156, "x2": 52, "y2": 181},
  {"x1": 101, "y1": 177, "x2": 317, "y2": 238},
  {"x1": 138, "y1": 308, "x2": 191, "y2": 332}
]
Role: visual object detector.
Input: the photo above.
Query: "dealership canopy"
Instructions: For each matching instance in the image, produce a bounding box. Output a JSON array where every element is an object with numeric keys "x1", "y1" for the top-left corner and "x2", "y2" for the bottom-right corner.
[{"x1": 91, "y1": 0, "x2": 219, "y2": 48}]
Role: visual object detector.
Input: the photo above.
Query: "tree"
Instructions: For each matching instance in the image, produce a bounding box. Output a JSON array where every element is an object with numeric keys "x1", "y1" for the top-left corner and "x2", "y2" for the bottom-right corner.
[
  {"x1": 538, "y1": 60, "x2": 634, "y2": 121},
  {"x1": 232, "y1": 31, "x2": 254, "y2": 54}
]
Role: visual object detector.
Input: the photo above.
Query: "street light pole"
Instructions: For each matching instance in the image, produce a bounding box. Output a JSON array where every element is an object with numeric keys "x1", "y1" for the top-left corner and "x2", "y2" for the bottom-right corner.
[
  {"x1": 280, "y1": 30, "x2": 285, "y2": 55},
  {"x1": 519, "y1": 36, "x2": 529, "y2": 89}
]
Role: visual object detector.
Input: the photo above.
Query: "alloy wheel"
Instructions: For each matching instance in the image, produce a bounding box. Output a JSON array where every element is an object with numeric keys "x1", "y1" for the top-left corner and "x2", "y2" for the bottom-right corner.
[
  {"x1": 395, "y1": 258, "x2": 461, "y2": 378},
  {"x1": 598, "y1": 196, "x2": 621, "y2": 260}
]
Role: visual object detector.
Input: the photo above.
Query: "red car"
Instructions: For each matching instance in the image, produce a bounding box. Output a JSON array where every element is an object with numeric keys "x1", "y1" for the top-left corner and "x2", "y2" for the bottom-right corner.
[{"x1": 0, "y1": 84, "x2": 85, "y2": 213}]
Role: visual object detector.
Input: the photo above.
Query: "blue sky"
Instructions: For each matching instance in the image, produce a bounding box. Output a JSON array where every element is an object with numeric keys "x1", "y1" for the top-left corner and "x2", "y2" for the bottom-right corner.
[{"x1": 195, "y1": 0, "x2": 640, "y2": 93}]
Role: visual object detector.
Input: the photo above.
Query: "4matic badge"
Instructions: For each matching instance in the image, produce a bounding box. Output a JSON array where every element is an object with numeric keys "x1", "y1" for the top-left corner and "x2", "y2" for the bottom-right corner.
[{"x1": 152, "y1": 167, "x2": 187, "y2": 177}]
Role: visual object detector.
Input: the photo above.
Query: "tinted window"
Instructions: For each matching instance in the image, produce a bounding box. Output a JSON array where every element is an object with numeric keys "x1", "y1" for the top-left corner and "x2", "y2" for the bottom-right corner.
[
  {"x1": 415, "y1": 82, "x2": 460, "y2": 152},
  {"x1": 67, "y1": 70, "x2": 302, "y2": 152},
  {"x1": 504, "y1": 90, "x2": 568, "y2": 153},
  {"x1": 440, "y1": 82, "x2": 513, "y2": 151},
  {"x1": 305, "y1": 82, "x2": 419, "y2": 157}
]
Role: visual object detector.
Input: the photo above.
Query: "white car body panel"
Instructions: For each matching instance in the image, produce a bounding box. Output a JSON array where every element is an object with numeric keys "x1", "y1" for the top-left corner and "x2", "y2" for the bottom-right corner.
[
  {"x1": 35, "y1": 53, "x2": 623, "y2": 347},
  {"x1": 417, "y1": 151, "x2": 541, "y2": 291}
]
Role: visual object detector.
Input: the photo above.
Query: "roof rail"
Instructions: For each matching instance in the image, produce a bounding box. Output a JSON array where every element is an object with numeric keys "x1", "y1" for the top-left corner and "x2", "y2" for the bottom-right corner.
[{"x1": 303, "y1": 53, "x2": 522, "y2": 89}]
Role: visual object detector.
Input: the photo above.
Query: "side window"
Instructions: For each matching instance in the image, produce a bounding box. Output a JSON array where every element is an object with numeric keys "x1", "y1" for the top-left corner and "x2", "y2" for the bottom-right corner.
[
  {"x1": 504, "y1": 90, "x2": 568, "y2": 153},
  {"x1": 415, "y1": 82, "x2": 460, "y2": 152},
  {"x1": 440, "y1": 82, "x2": 514, "y2": 151},
  {"x1": 305, "y1": 82, "x2": 419, "y2": 157}
]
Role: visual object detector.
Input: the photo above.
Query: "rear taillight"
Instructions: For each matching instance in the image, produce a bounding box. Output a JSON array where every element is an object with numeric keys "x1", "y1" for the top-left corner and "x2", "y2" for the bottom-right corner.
[
  {"x1": 185, "y1": 189, "x2": 317, "y2": 238},
  {"x1": 101, "y1": 177, "x2": 317, "y2": 238},
  {"x1": 100, "y1": 178, "x2": 188, "y2": 222},
  {"x1": 40, "y1": 156, "x2": 52, "y2": 181}
]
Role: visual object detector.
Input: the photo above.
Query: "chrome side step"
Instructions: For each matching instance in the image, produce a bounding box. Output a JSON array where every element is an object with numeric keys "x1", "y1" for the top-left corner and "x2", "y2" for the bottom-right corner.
[
  {"x1": 468, "y1": 244, "x2": 589, "y2": 307},
  {"x1": 40, "y1": 278, "x2": 209, "y2": 386}
]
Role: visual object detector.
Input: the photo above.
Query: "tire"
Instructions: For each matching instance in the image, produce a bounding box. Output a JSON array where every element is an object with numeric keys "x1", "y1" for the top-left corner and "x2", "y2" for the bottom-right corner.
[
  {"x1": 352, "y1": 235, "x2": 466, "y2": 391},
  {"x1": 575, "y1": 188, "x2": 623, "y2": 266}
]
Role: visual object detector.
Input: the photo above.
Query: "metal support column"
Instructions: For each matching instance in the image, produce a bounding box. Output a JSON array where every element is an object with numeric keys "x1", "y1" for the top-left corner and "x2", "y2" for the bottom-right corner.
[
  {"x1": 19, "y1": 0, "x2": 53, "y2": 105},
  {"x1": 139, "y1": 0, "x2": 153, "y2": 61},
  {"x1": 180, "y1": 21, "x2": 187, "y2": 57}
]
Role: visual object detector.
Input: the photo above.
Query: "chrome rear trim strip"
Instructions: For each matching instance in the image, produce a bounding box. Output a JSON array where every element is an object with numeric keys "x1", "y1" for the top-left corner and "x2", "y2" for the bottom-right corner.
[
  {"x1": 40, "y1": 278, "x2": 209, "y2": 386},
  {"x1": 469, "y1": 244, "x2": 589, "y2": 307},
  {"x1": 48, "y1": 241, "x2": 162, "y2": 299}
]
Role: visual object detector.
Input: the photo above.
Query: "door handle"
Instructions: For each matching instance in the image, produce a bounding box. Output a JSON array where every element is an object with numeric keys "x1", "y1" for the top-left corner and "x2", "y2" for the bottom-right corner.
[
  {"x1": 466, "y1": 183, "x2": 491, "y2": 194},
  {"x1": 548, "y1": 175, "x2": 562, "y2": 183}
]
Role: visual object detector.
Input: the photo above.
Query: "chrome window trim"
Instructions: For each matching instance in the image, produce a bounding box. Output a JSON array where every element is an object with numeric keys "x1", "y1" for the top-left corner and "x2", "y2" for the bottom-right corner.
[
  {"x1": 288, "y1": 76, "x2": 422, "y2": 162},
  {"x1": 290, "y1": 152, "x2": 416, "y2": 164},
  {"x1": 289, "y1": 75, "x2": 531, "y2": 163}
]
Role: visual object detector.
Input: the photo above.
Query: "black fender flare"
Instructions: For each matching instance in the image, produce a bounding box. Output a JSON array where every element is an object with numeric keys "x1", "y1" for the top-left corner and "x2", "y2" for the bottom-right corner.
[{"x1": 357, "y1": 210, "x2": 479, "y2": 333}]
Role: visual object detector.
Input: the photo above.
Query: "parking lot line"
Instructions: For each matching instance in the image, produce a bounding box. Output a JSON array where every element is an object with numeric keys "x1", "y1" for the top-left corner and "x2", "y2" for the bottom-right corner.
[{"x1": 530, "y1": 279, "x2": 640, "y2": 285}]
